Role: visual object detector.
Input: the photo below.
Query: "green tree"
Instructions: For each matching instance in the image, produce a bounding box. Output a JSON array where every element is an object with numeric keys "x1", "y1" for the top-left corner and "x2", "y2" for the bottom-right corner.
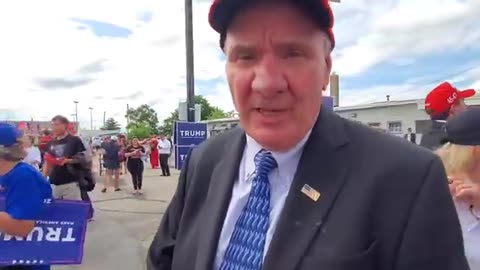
[
  {"x1": 158, "y1": 95, "x2": 229, "y2": 136},
  {"x1": 194, "y1": 95, "x2": 228, "y2": 120},
  {"x1": 209, "y1": 107, "x2": 229, "y2": 120},
  {"x1": 126, "y1": 104, "x2": 159, "y2": 134},
  {"x1": 101, "y1": 117, "x2": 121, "y2": 130},
  {"x1": 128, "y1": 123, "x2": 151, "y2": 140},
  {"x1": 159, "y1": 110, "x2": 178, "y2": 137}
]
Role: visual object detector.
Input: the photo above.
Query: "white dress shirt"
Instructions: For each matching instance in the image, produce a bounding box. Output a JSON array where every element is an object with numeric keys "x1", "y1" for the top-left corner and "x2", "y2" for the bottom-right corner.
[
  {"x1": 158, "y1": 139, "x2": 172, "y2": 154},
  {"x1": 213, "y1": 132, "x2": 310, "y2": 270},
  {"x1": 455, "y1": 200, "x2": 480, "y2": 269}
]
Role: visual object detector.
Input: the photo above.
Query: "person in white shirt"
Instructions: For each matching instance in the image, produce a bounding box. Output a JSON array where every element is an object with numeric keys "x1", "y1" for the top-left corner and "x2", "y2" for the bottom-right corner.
[
  {"x1": 157, "y1": 134, "x2": 171, "y2": 176},
  {"x1": 22, "y1": 134, "x2": 41, "y2": 170},
  {"x1": 436, "y1": 107, "x2": 480, "y2": 269},
  {"x1": 404, "y1": 127, "x2": 417, "y2": 144}
]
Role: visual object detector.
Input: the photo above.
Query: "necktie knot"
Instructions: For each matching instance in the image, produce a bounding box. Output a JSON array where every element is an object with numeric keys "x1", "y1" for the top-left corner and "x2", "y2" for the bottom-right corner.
[{"x1": 254, "y1": 150, "x2": 277, "y2": 176}]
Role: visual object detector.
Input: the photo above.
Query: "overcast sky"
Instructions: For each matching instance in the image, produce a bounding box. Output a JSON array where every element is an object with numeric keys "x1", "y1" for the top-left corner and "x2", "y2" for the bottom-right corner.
[{"x1": 0, "y1": 0, "x2": 479, "y2": 129}]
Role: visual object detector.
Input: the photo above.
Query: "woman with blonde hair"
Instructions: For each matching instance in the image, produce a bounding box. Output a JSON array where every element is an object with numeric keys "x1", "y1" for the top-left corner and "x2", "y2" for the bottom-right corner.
[{"x1": 436, "y1": 107, "x2": 480, "y2": 269}]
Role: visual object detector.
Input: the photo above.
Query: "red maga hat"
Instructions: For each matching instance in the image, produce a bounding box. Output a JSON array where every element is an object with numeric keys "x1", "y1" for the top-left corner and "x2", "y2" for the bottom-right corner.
[
  {"x1": 208, "y1": 0, "x2": 335, "y2": 49},
  {"x1": 425, "y1": 82, "x2": 476, "y2": 116}
]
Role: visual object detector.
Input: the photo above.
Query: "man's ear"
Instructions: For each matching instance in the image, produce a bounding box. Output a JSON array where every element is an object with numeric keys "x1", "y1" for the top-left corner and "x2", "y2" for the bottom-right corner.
[
  {"x1": 323, "y1": 56, "x2": 332, "y2": 91},
  {"x1": 326, "y1": 54, "x2": 332, "y2": 73},
  {"x1": 450, "y1": 104, "x2": 458, "y2": 114},
  {"x1": 450, "y1": 100, "x2": 466, "y2": 116}
]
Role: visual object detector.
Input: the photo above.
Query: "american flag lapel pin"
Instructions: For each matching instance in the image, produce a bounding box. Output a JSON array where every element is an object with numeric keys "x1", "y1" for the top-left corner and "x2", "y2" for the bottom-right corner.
[{"x1": 301, "y1": 184, "x2": 321, "y2": 202}]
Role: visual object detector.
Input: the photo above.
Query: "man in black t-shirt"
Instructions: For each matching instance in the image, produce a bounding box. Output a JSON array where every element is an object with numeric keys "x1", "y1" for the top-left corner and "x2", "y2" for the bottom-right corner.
[
  {"x1": 420, "y1": 82, "x2": 476, "y2": 150},
  {"x1": 43, "y1": 115, "x2": 86, "y2": 200}
]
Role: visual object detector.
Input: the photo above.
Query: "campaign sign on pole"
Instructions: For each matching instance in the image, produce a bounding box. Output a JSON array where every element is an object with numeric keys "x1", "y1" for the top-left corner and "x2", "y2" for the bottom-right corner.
[
  {"x1": 0, "y1": 198, "x2": 89, "y2": 266},
  {"x1": 175, "y1": 121, "x2": 208, "y2": 169},
  {"x1": 175, "y1": 122, "x2": 208, "y2": 146}
]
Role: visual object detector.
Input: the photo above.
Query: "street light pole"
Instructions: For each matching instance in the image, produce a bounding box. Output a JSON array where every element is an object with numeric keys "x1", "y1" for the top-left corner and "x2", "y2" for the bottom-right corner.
[
  {"x1": 73, "y1": 101, "x2": 79, "y2": 123},
  {"x1": 126, "y1": 104, "x2": 130, "y2": 127},
  {"x1": 103, "y1": 111, "x2": 106, "y2": 127},
  {"x1": 88, "y1": 107, "x2": 93, "y2": 130},
  {"x1": 185, "y1": 0, "x2": 195, "y2": 122}
]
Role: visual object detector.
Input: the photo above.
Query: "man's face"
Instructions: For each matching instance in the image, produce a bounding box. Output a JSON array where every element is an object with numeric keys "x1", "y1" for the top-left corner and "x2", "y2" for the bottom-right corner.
[
  {"x1": 51, "y1": 120, "x2": 67, "y2": 136},
  {"x1": 224, "y1": 3, "x2": 332, "y2": 151}
]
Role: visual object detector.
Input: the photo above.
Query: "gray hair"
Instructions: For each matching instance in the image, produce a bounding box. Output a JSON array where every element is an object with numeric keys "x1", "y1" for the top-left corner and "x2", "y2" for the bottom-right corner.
[{"x1": 0, "y1": 140, "x2": 27, "y2": 161}]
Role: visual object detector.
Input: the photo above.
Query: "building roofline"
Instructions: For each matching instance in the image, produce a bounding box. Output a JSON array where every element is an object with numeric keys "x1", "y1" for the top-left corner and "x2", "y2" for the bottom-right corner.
[
  {"x1": 334, "y1": 99, "x2": 420, "y2": 112},
  {"x1": 201, "y1": 117, "x2": 240, "y2": 124},
  {"x1": 201, "y1": 95, "x2": 480, "y2": 123},
  {"x1": 335, "y1": 95, "x2": 480, "y2": 112}
]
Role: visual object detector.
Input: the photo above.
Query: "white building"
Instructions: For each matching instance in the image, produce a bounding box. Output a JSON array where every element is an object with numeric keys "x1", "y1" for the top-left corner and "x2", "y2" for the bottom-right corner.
[
  {"x1": 202, "y1": 95, "x2": 480, "y2": 141},
  {"x1": 335, "y1": 96, "x2": 480, "y2": 141}
]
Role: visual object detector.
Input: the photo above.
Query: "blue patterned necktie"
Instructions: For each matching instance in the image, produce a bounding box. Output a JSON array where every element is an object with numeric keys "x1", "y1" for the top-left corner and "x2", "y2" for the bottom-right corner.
[{"x1": 220, "y1": 150, "x2": 278, "y2": 270}]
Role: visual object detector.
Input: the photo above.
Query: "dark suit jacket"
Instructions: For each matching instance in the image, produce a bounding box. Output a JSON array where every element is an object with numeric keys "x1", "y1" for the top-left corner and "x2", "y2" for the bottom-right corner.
[
  {"x1": 404, "y1": 132, "x2": 416, "y2": 144},
  {"x1": 147, "y1": 108, "x2": 469, "y2": 270}
]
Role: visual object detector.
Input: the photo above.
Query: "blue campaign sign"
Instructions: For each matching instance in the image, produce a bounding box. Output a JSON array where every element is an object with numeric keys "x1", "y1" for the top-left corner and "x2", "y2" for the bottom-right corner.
[
  {"x1": 175, "y1": 121, "x2": 208, "y2": 169},
  {"x1": 175, "y1": 122, "x2": 208, "y2": 146},
  {"x1": 323, "y1": 96, "x2": 334, "y2": 111},
  {"x1": 175, "y1": 145, "x2": 194, "y2": 170},
  {"x1": 0, "y1": 198, "x2": 89, "y2": 266}
]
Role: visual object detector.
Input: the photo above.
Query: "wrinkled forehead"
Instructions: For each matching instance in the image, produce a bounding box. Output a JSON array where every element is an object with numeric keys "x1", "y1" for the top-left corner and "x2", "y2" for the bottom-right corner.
[{"x1": 225, "y1": 3, "x2": 325, "y2": 51}]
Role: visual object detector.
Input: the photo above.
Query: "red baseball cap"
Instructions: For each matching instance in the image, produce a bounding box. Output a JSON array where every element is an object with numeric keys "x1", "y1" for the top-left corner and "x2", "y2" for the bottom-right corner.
[
  {"x1": 425, "y1": 82, "x2": 476, "y2": 116},
  {"x1": 208, "y1": 0, "x2": 335, "y2": 49}
]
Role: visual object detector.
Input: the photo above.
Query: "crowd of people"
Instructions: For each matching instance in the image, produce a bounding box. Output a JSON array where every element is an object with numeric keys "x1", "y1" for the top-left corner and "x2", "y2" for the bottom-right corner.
[
  {"x1": 0, "y1": 114, "x2": 177, "y2": 269},
  {"x1": 97, "y1": 133, "x2": 172, "y2": 195}
]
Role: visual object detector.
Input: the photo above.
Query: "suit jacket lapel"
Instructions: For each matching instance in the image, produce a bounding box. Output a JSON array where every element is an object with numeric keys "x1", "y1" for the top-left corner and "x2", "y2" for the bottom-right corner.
[
  {"x1": 194, "y1": 129, "x2": 246, "y2": 270},
  {"x1": 264, "y1": 108, "x2": 351, "y2": 270}
]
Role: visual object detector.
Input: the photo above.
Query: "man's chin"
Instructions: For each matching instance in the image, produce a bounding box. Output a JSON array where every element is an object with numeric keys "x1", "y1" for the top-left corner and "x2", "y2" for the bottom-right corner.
[{"x1": 248, "y1": 128, "x2": 294, "y2": 152}]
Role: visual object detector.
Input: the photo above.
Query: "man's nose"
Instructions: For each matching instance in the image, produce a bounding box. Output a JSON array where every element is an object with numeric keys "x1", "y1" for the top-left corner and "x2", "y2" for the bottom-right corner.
[{"x1": 251, "y1": 56, "x2": 287, "y2": 97}]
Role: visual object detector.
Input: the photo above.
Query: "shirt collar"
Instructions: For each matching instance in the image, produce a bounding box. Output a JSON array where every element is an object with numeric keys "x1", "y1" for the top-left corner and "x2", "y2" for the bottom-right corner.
[{"x1": 244, "y1": 131, "x2": 311, "y2": 183}]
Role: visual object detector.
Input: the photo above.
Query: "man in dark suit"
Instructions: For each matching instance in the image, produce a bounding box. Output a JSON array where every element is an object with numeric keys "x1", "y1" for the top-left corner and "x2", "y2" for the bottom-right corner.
[
  {"x1": 420, "y1": 81, "x2": 476, "y2": 150},
  {"x1": 147, "y1": 0, "x2": 469, "y2": 269},
  {"x1": 404, "y1": 128, "x2": 416, "y2": 144}
]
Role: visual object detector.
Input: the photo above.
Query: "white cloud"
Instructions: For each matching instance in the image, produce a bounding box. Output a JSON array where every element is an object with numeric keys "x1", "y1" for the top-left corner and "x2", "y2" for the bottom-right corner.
[
  {"x1": 0, "y1": 0, "x2": 226, "y2": 129},
  {"x1": 332, "y1": 0, "x2": 480, "y2": 76},
  {"x1": 339, "y1": 64, "x2": 480, "y2": 107},
  {"x1": 1, "y1": 0, "x2": 479, "y2": 130},
  {"x1": 464, "y1": 66, "x2": 480, "y2": 90},
  {"x1": 340, "y1": 83, "x2": 423, "y2": 106}
]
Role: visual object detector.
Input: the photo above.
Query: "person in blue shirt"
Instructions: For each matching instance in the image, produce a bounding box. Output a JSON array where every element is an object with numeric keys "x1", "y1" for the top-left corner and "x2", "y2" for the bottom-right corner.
[{"x1": 0, "y1": 123, "x2": 53, "y2": 270}]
